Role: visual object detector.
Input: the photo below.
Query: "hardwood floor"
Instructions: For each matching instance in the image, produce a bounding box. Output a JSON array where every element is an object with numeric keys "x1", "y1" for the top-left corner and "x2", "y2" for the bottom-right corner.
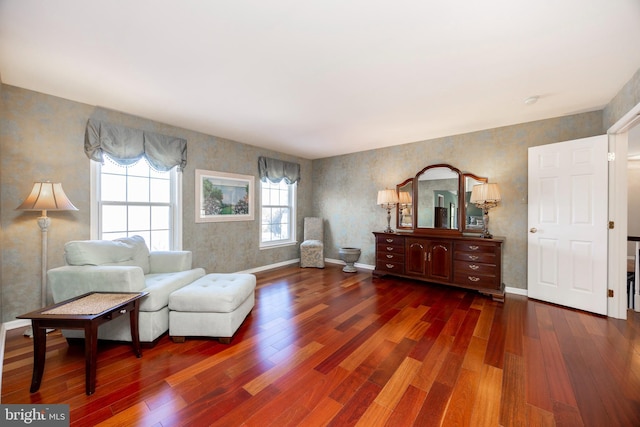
[{"x1": 2, "y1": 264, "x2": 640, "y2": 426}]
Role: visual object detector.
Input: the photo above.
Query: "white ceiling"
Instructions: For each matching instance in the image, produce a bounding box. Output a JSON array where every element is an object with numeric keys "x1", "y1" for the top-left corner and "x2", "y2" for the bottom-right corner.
[{"x1": 1, "y1": 1, "x2": 640, "y2": 159}]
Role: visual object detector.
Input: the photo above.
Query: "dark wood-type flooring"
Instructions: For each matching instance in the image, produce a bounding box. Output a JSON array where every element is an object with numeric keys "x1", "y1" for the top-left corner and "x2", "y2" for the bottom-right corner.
[{"x1": 2, "y1": 265, "x2": 640, "y2": 426}]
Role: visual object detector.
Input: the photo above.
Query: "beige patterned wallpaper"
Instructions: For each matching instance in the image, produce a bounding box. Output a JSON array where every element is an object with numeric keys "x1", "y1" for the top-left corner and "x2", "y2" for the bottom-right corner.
[
  {"x1": 0, "y1": 86, "x2": 312, "y2": 322},
  {"x1": 604, "y1": 68, "x2": 640, "y2": 130},
  {"x1": 312, "y1": 112, "x2": 604, "y2": 291},
  {"x1": 1, "y1": 64, "x2": 640, "y2": 322}
]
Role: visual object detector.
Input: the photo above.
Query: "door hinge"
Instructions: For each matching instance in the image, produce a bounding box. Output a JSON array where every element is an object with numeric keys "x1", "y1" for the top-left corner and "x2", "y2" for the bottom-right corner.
[
  {"x1": 608, "y1": 289, "x2": 614, "y2": 298},
  {"x1": 608, "y1": 152, "x2": 616, "y2": 161},
  {"x1": 609, "y1": 221, "x2": 615, "y2": 229}
]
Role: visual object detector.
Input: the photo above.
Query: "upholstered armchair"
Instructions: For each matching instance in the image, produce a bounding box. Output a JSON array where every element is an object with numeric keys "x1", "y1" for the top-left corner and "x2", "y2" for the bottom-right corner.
[{"x1": 300, "y1": 217, "x2": 324, "y2": 268}]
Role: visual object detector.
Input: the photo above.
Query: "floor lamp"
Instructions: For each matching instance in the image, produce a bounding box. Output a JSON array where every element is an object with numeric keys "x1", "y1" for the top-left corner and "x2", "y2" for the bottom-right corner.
[{"x1": 16, "y1": 182, "x2": 78, "y2": 336}]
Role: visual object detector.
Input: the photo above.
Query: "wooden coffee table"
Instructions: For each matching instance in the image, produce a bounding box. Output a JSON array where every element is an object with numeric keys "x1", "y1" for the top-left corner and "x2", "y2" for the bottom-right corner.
[{"x1": 17, "y1": 291, "x2": 148, "y2": 395}]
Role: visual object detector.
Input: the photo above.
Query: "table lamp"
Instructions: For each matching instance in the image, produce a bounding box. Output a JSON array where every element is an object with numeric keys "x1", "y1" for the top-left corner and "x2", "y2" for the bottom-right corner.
[
  {"x1": 469, "y1": 183, "x2": 501, "y2": 238},
  {"x1": 377, "y1": 189, "x2": 399, "y2": 233}
]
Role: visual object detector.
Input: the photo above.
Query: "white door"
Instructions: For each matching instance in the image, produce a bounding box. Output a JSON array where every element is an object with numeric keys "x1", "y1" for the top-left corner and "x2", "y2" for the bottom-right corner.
[{"x1": 528, "y1": 135, "x2": 608, "y2": 314}]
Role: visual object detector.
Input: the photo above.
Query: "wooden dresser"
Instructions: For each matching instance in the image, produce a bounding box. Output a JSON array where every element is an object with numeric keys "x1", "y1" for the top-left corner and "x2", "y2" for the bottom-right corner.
[{"x1": 373, "y1": 232, "x2": 504, "y2": 301}]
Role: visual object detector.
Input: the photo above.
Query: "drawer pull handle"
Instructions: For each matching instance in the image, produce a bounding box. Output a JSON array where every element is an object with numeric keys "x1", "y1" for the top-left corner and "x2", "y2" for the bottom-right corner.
[
  {"x1": 386, "y1": 239, "x2": 394, "y2": 243},
  {"x1": 468, "y1": 255, "x2": 479, "y2": 261},
  {"x1": 119, "y1": 309, "x2": 127, "y2": 314},
  {"x1": 468, "y1": 276, "x2": 480, "y2": 282},
  {"x1": 469, "y1": 245, "x2": 479, "y2": 250},
  {"x1": 386, "y1": 247, "x2": 394, "y2": 251},
  {"x1": 386, "y1": 254, "x2": 394, "y2": 259},
  {"x1": 469, "y1": 264, "x2": 479, "y2": 270},
  {"x1": 386, "y1": 264, "x2": 395, "y2": 268}
]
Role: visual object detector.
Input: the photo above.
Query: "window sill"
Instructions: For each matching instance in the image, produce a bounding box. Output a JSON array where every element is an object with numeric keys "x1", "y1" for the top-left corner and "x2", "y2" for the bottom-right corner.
[{"x1": 260, "y1": 240, "x2": 298, "y2": 250}]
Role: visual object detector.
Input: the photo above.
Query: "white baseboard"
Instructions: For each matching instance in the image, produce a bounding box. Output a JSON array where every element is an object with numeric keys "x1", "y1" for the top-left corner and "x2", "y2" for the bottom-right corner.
[
  {"x1": 325, "y1": 258, "x2": 375, "y2": 270},
  {"x1": 505, "y1": 286, "x2": 528, "y2": 296},
  {"x1": 3, "y1": 319, "x2": 30, "y2": 332},
  {"x1": 238, "y1": 258, "x2": 376, "y2": 274},
  {"x1": 236, "y1": 258, "x2": 300, "y2": 274}
]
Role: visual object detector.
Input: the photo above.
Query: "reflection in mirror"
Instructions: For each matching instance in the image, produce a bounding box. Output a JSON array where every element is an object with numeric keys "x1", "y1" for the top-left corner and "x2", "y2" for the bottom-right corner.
[
  {"x1": 416, "y1": 165, "x2": 460, "y2": 230},
  {"x1": 463, "y1": 173, "x2": 488, "y2": 233},
  {"x1": 396, "y1": 179, "x2": 413, "y2": 229}
]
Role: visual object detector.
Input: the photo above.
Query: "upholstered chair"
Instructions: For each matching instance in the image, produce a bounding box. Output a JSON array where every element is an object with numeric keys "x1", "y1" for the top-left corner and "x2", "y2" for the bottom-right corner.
[{"x1": 300, "y1": 217, "x2": 325, "y2": 268}]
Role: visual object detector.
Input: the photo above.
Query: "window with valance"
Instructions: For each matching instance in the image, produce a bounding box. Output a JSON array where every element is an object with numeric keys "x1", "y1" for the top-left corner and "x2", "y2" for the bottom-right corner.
[
  {"x1": 86, "y1": 119, "x2": 184, "y2": 250},
  {"x1": 258, "y1": 156, "x2": 300, "y2": 247}
]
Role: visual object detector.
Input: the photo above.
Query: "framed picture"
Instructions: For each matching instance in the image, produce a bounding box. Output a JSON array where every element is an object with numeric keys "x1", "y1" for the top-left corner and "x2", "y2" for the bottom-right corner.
[{"x1": 195, "y1": 169, "x2": 254, "y2": 222}]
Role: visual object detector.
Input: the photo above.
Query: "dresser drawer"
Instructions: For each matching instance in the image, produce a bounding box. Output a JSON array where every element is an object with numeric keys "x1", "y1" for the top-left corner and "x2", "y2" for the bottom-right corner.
[
  {"x1": 377, "y1": 235, "x2": 405, "y2": 247},
  {"x1": 376, "y1": 243, "x2": 404, "y2": 255},
  {"x1": 454, "y1": 260, "x2": 497, "y2": 276},
  {"x1": 377, "y1": 251, "x2": 405, "y2": 264},
  {"x1": 454, "y1": 251, "x2": 496, "y2": 263},
  {"x1": 376, "y1": 260, "x2": 405, "y2": 274},
  {"x1": 455, "y1": 241, "x2": 497, "y2": 253},
  {"x1": 453, "y1": 272, "x2": 500, "y2": 290}
]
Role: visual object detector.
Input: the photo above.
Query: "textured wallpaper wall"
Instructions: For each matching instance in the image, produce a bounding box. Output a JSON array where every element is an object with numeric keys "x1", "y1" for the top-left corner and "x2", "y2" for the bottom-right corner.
[
  {"x1": 604, "y1": 68, "x2": 640, "y2": 130},
  {"x1": 2, "y1": 65, "x2": 639, "y2": 322},
  {"x1": 312, "y1": 112, "x2": 604, "y2": 291},
  {"x1": 0, "y1": 86, "x2": 312, "y2": 322}
]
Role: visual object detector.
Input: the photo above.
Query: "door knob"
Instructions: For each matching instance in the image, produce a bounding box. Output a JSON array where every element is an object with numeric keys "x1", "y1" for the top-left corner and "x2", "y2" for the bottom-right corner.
[{"x1": 530, "y1": 227, "x2": 537, "y2": 233}]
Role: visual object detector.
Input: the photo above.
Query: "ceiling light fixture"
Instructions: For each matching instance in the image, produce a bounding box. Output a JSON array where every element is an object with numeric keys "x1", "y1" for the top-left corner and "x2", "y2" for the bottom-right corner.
[{"x1": 524, "y1": 96, "x2": 539, "y2": 105}]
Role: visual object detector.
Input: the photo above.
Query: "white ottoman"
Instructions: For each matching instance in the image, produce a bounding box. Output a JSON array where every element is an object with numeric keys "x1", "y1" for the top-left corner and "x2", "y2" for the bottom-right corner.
[{"x1": 169, "y1": 273, "x2": 256, "y2": 343}]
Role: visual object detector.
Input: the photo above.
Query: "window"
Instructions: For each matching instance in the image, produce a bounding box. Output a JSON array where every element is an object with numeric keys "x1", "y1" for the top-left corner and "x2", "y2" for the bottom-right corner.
[
  {"x1": 92, "y1": 155, "x2": 182, "y2": 250},
  {"x1": 260, "y1": 179, "x2": 296, "y2": 247}
]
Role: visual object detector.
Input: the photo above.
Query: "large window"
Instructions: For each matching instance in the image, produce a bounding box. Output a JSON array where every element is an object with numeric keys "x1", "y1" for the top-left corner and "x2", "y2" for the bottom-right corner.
[
  {"x1": 260, "y1": 179, "x2": 296, "y2": 247},
  {"x1": 92, "y1": 155, "x2": 182, "y2": 250}
]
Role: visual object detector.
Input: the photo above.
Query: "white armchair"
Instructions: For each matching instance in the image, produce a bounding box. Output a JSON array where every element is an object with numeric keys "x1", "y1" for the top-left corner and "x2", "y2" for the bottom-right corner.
[{"x1": 300, "y1": 217, "x2": 324, "y2": 268}]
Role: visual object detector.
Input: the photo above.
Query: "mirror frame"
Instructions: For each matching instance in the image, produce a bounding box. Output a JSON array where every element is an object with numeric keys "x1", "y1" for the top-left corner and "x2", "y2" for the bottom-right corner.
[
  {"x1": 396, "y1": 178, "x2": 414, "y2": 230},
  {"x1": 413, "y1": 164, "x2": 463, "y2": 234},
  {"x1": 394, "y1": 164, "x2": 488, "y2": 236},
  {"x1": 462, "y1": 173, "x2": 488, "y2": 235}
]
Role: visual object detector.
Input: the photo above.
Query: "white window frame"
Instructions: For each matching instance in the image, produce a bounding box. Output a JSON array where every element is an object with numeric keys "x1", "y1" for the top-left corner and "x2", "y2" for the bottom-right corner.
[
  {"x1": 259, "y1": 180, "x2": 297, "y2": 249},
  {"x1": 90, "y1": 159, "x2": 183, "y2": 250}
]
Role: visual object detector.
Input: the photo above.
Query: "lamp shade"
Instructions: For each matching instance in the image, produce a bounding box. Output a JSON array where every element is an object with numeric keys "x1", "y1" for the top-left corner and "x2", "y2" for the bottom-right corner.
[
  {"x1": 16, "y1": 182, "x2": 78, "y2": 212},
  {"x1": 470, "y1": 183, "x2": 501, "y2": 204},
  {"x1": 398, "y1": 191, "x2": 412, "y2": 205},
  {"x1": 377, "y1": 189, "x2": 399, "y2": 205}
]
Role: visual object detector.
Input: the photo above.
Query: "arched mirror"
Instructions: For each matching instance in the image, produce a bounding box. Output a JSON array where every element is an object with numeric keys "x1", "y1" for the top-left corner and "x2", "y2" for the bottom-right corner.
[
  {"x1": 462, "y1": 173, "x2": 488, "y2": 234},
  {"x1": 414, "y1": 164, "x2": 462, "y2": 232},
  {"x1": 396, "y1": 178, "x2": 413, "y2": 229}
]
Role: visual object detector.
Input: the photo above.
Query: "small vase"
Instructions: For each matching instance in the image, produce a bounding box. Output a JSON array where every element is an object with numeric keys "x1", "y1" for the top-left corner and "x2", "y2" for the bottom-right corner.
[{"x1": 339, "y1": 247, "x2": 361, "y2": 273}]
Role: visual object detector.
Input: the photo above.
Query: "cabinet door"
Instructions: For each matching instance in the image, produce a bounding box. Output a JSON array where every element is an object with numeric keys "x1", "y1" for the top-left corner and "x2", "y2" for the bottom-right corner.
[
  {"x1": 406, "y1": 239, "x2": 427, "y2": 276},
  {"x1": 427, "y1": 241, "x2": 452, "y2": 282}
]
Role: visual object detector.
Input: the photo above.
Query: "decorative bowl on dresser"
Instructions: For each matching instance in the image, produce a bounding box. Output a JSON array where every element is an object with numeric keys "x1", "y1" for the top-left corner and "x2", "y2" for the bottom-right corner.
[{"x1": 373, "y1": 163, "x2": 505, "y2": 302}]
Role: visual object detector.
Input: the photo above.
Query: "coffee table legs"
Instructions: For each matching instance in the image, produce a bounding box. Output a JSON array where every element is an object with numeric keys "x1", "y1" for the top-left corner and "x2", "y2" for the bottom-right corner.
[
  {"x1": 29, "y1": 320, "x2": 47, "y2": 393},
  {"x1": 22, "y1": 292, "x2": 147, "y2": 396},
  {"x1": 29, "y1": 316, "x2": 140, "y2": 395},
  {"x1": 130, "y1": 301, "x2": 142, "y2": 358},
  {"x1": 84, "y1": 322, "x2": 98, "y2": 395},
  {"x1": 29, "y1": 321, "x2": 99, "y2": 395}
]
